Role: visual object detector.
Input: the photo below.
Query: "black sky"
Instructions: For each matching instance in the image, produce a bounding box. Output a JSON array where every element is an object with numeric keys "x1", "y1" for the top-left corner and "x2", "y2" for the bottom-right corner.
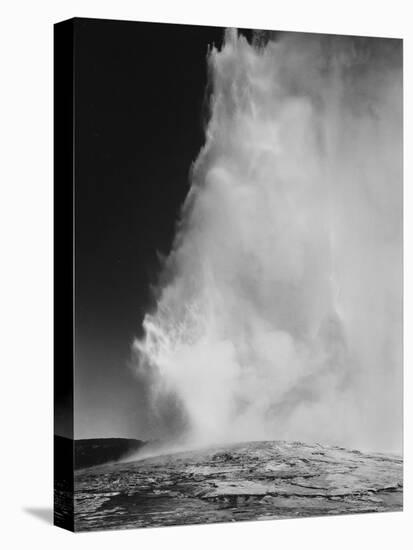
[{"x1": 73, "y1": 18, "x2": 226, "y2": 439}]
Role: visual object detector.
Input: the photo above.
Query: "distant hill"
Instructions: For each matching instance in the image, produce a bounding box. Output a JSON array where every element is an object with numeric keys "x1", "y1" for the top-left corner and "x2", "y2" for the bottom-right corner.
[{"x1": 75, "y1": 438, "x2": 146, "y2": 469}]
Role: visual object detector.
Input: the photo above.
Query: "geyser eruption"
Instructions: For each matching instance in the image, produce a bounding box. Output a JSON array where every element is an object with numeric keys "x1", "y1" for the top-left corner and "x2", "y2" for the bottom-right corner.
[{"x1": 133, "y1": 30, "x2": 402, "y2": 453}]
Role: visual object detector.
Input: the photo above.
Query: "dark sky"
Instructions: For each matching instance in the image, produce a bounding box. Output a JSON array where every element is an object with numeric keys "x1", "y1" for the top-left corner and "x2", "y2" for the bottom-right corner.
[{"x1": 73, "y1": 18, "x2": 225, "y2": 439}]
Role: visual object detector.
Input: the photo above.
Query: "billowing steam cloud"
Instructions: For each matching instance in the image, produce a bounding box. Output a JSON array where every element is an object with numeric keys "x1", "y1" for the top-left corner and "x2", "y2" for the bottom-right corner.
[{"x1": 133, "y1": 30, "x2": 402, "y2": 453}]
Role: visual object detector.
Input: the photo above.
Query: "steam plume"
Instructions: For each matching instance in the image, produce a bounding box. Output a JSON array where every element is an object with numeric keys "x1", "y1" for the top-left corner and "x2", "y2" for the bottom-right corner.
[{"x1": 133, "y1": 30, "x2": 402, "y2": 453}]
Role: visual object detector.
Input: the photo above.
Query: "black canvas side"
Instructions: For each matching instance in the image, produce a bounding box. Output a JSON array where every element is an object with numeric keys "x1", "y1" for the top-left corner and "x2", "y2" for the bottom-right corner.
[{"x1": 53, "y1": 18, "x2": 75, "y2": 532}]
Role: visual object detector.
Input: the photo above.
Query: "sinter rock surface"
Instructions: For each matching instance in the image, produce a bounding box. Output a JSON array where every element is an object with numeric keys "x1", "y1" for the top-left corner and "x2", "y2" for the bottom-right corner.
[{"x1": 74, "y1": 440, "x2": 402, "y2": 531}]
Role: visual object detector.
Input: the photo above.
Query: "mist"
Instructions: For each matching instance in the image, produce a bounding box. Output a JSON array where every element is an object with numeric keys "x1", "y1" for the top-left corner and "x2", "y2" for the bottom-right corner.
[{"x1": 132, "y1": 30, "x2": 402, "y2": 454}]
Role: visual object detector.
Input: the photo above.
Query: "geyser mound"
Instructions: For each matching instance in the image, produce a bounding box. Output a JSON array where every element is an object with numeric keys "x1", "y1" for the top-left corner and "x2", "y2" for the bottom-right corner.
[{"x1": 74, "y1": 440, "x2": 403, "y2": 530}]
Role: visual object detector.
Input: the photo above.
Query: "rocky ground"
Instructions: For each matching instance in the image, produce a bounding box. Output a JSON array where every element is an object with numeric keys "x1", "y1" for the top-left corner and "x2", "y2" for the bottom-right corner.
[{"x1": 74, "y1": 440, "x2": 402, "y2": 531}]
